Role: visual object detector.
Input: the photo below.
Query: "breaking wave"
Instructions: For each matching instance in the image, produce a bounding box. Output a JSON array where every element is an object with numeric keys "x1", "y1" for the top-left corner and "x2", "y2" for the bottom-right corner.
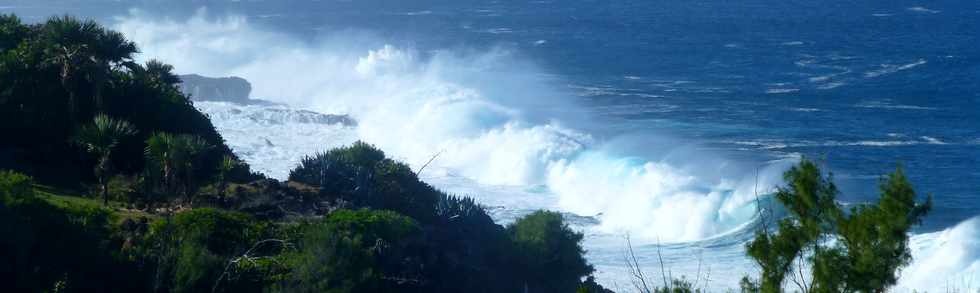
[{"x1": 115, "y1": 10, "x2": 980, "y2": 291}]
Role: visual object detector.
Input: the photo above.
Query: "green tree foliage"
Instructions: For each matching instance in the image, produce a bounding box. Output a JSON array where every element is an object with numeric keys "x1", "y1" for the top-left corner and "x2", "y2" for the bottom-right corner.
[
  {"x1": 0, "y1": 13, "x2": 608, "y2": 293},
  {"x1": 215, "y1": 154, "x2": 239, "y2": 202},
  {"x1": 0, "y1": 169, "x2": 32, "y2": 202},
  {"x1": 142, "y1": 208, "x2": 273, "y2": 293},
  {"x1": 144, "y1": 132, "x2": 213, "y2": 202},
  {"x1": 277, "y1": 209, "x2": 421, "y2": 293},
  {"x1": 828, "y1": 167, "x2": 932, "y2": 291},
  {"x1": 508, "y1": 210, "x2": 593, "y2": 293},
  {"x1": 288, "y1": 141, "x2": 440, "y2": 222},
  {"x1": 75, "y1": 114, "x2": 138, "y2": 205},
  {"x1": 0, "y1": 13, "x2": 247, "y2": 190},
  {"x1": 287, "y1": 143, "x2": 609, "y2": 293},
  {"x1": 743, "y1": 159, "x2": 931, "y2": 292},
  {"x1": 0, "y1": 14, "x2": 28, "y2": 51},
  {"x1": 0, "y1": 170, "x2": 146, "y2": 292},
  {"x1": 40, "y1": 15, "x2": 103, "y2": 124},
  {"x1": 578, "y1": 276, "x2": 616, "y2": 293},
  {"x1": 87, "y1": 29, "x2": 137, "y2": 110}
]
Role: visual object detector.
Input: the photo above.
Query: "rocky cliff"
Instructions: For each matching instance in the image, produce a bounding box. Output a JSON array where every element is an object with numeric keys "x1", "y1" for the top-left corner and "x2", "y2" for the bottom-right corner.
[{"x1": 179, "y1": 74, "x2": 253, "y2": 103}]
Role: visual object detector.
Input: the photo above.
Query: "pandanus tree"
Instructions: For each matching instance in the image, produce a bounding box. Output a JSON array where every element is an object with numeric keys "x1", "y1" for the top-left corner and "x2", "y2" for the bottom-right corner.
[
  {"x1": 144, "y1": 133, "x2": 212, "y2": 203},
  {"x1": 74, "y1": 114, "x2": 137, "y2": 206}
]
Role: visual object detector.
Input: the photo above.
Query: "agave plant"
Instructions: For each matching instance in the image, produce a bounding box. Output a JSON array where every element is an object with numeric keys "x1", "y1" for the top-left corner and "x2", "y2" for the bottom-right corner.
[{"x1": 74, "y1": 114, "x2": 138, "y2": 205}]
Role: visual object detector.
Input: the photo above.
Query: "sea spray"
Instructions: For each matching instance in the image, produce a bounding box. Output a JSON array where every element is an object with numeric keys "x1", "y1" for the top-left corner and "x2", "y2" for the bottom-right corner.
[{"x1": 118, "y1": 10, "x2": 980, "y2": 291}]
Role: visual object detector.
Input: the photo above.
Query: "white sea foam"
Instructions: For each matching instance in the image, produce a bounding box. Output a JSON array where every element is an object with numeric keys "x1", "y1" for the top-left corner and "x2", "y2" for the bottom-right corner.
[
  {"x1": 117, "y1": 10, "x2": 776, "y2": 244},
  {"x1": 898, "y1": 217, "x2": 980, "y2": 291},
  {"x1": 864, "y1": 59, "x2": 927, "y2": 78},
  {"x1": 766, "y1": 88, "x2": 799, "y2": 94},
  {"x1": 920, "y1": 136, "x2": 946, "y2": 145},
  {"x1": 907, "y1": 6, "x2": 941, "y2": 14},
  {"x1": 789, "y1": 107, "x2": 821, "y2": 112},
  {"x1": 194, "y1": 102, "x2": 357, "y2": 179},
  {"x1": 856, "y1": 100, "x2": 937, "y2": 110},
  {"x1": 116, "y1": 10, "x2": 980, "y2": 290}
]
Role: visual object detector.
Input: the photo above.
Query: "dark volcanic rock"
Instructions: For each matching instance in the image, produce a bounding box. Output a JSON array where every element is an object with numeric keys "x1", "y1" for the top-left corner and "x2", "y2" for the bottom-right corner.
[{"x1": 179, "y1": 74, "x2": 253, "y2": 103}]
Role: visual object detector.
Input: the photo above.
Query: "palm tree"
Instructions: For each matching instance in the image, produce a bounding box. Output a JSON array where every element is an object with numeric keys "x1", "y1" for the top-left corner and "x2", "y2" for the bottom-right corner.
[
  {"x1": 75, "y1": 114, "x2": 138, "y2": 206},
  {"x1": 144, "y1": 132, "x2": 178, "y2": 193},
  {"x1": 144, "y1": 133, "x2": 212, "y2": 203},
  {"x1": 89, "y1": 29, "x2": 137, "y2": 110},
  {"x1": 41, "y1": 15, "x2": 102, "y2": 124}
]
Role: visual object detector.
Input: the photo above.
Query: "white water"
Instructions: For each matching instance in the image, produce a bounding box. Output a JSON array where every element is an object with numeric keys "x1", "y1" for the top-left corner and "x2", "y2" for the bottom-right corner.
[{"x1": 116, "y1": 10, "x2": 980, "y2": 291}]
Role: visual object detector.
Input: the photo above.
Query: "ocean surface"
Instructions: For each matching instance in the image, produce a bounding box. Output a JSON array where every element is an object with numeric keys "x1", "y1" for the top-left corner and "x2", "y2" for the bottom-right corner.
[{"x1": 6, "y1": 0, "x2": 979, "y2": 290}]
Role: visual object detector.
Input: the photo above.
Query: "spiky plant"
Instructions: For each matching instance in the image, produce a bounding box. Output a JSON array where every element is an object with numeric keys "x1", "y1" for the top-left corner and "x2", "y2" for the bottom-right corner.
[
  {"x1": 144, "y1": 132, "x2": 212, "y2": 203},
  {"x1": 215, "y1": 154, "x2": 239, "y2": 202},
  {"x1": 75, "y1": 114, "x2": 137, "y2": 205}
]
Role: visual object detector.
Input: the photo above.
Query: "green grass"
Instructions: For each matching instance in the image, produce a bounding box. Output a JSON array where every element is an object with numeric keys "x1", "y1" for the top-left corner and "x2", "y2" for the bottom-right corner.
[{"x1": 33, "y1": 184, "x2": 157, "y2": 222}]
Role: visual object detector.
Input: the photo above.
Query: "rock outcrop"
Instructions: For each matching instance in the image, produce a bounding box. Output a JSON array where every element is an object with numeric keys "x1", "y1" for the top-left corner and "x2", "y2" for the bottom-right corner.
[{"x1": 179, "y1": 74, "x2": 253, "y2": 103}]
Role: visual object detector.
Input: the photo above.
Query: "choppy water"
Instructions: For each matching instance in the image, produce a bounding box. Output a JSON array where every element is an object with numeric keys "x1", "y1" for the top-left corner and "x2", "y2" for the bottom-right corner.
[{"x1": 7, "y1": 0, "x2": 980, "y2": 290}]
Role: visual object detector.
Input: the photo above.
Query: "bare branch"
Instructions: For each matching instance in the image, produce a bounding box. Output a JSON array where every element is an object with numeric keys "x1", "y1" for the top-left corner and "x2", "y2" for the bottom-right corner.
[
  {"x1": 623, "y1": 234, "x2": 653, "y2": 293},
  {"x1": 212, "y1": 239, "x2": 291, "y2": 293},
  {"x1": 656, "y1": 238, "x2": 669, "y2": 290},
  {"x1": 415, "y1": 149, "x2": 445, "y2": 176}
]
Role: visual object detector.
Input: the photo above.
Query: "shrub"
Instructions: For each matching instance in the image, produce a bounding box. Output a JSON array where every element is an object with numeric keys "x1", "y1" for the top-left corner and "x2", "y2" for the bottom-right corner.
[
  {"x1": 744, "y1": 160, "x2": 931, "y2": 292},
  {"x1": 0, "y1": 169, "x2": 33, "y2": 202},
  {"x1": 288, "y1": 141, "x2": 440, "y2": 222},
  {"x1": 143, "y1": 208, "x2": 271, "y2": 293},
  {"x1": 276, "y1": 209, "x2": 422, "y2": 293},
  {"x1": 508, "y1": 210, "x2": 593, "y2": 293},
  {"x1": 0, "y1": 170, "x2": 144, "y2": 292}
]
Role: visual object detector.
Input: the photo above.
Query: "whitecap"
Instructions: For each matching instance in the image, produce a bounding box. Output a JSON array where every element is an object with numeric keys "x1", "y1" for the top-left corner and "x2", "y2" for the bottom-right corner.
[
  {"x1": 766, "y1": 88, "x2": 800, "y2": 94},
  {"x1": 864, "y1": 59, "x2": 927, "y2": 78},
  {"x1": 816, "y1": 81, "x2": 846, "y2": 89},
  {"x1": 920, "y1": 136, "x2": 946, "y2": 145},
  {"x1": 483, "y1": 28, "x2": 514, "y2": 34},
  {"x1": 907, "y1": 6, "x2": 941, "y2": 14},
  {"x1": 856, "y1": 100, "x2": 937, "y2": 110},
  {"x1": 789, "y1": 107, "x2": 821, "y2": 112},
  {"x1": 400, "y1": 10, "x2": 433, "y2": 16}
]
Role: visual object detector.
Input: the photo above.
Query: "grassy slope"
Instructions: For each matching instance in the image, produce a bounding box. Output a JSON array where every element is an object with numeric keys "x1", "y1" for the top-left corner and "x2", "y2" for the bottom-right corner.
[{"x1": 33, "y1": 184, "x2": 156, "y2": 222}]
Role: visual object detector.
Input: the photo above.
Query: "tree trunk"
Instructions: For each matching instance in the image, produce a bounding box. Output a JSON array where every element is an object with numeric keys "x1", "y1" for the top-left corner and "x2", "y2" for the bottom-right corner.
[
  {"x1": 93, "y1": 62, "x2": 107, "y2": 111},
  {"x1": 62, "y1": 66, "x2": 76, "y2": 125},
  {"x1": 101, "y1": 176, "x2": 109, "y2": 206},
  {"x1": 67, "y1": 89, "x2": 77, "y2": 125}
]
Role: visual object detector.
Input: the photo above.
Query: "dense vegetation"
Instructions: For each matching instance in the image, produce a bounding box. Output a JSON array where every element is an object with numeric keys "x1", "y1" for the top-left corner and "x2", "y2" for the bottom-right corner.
[
  {"x1": 0, "y1": 13, "x2": 937, "y2": 293},
  {"x1": 738, "y1": 159, "x2": 931, "y2": 293},
  {"x1": 0, "y1": 14, "x2": 606, "y2": 292}
]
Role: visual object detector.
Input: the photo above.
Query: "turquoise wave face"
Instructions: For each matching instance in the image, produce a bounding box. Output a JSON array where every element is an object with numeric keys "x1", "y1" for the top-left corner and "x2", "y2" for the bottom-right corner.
[{"x1": 12, "y1": 0, "x2": 979, "y2": 290}]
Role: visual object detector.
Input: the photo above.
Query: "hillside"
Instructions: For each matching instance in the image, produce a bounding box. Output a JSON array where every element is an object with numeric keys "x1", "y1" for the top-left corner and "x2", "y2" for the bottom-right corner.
[{"x1": 0, "y1": 14, "x2": 609, "y2": 293}]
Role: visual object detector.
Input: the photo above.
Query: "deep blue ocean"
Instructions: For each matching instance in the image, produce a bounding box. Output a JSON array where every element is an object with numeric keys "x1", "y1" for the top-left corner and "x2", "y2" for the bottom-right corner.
[{"x1": 6, "y1": 0, "x2": 979, "y2": 289}]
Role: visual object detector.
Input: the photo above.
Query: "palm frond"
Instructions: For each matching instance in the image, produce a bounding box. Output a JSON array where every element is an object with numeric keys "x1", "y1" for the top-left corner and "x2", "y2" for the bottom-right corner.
[{"x1": 74, "y1": 114, "x2": 137, "y2": 155}]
